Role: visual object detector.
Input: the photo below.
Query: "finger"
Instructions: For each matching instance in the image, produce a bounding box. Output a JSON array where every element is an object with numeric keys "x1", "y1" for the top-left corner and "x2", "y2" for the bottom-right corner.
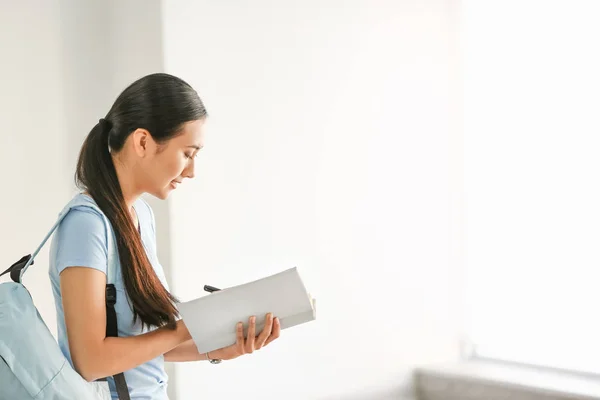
[
  {"x1": 264, "y1": 317, "x2": 281, "y2": 346},
  {"x1": 264, "y1": 317, "x2": 280, "y2": 346},
  {"x1": 255, "y1": 313, "x2": 274, "y2": 348},
  {"x1": 236, "y1": 322, "x2": 245, "y2": 354},
  {"x1": 245, "y1": 316, "x2": 256, "y2": 353}
]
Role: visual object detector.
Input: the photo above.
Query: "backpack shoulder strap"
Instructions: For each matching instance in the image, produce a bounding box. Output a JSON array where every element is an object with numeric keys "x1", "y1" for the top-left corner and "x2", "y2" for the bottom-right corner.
[
  {"x1": 1, "y1": 205, "x2": 74, "y2": 283},
  {"x1": 6, "y1": 209, "x2": 70, "y2": 283},
  {"x1": 7, "y1": 195, "x2": 118, "y2": 284}
]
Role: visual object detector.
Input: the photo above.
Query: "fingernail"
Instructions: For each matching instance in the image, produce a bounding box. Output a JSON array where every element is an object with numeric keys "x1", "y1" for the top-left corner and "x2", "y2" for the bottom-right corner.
[{"x1": 251, "y1": 316, "x2": 256, "y2": 323}]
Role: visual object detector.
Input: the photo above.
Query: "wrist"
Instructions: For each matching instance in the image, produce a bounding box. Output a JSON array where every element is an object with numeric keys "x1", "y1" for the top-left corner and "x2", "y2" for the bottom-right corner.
[
  {"x1": 209, "y1": 347, "x2": 235, "y2": 361},
  {"x1": 205, "y1": 350, "x2": 223, "y2": 364}
]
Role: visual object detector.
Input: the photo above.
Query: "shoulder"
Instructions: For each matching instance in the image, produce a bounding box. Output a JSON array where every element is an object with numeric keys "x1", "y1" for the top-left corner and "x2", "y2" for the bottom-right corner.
[
  {"x1": 62, "y1": 194, "x2": 106, "y2": 226},
  {"x1": 52, "y1": 194, "x2": 110, "y2": 275},
  {"x1": 60, "y1": 194, "x2": 107, "y2": 234},
  {"x1": 60, "y1": 207, "x2": 106, "y2": 235}
]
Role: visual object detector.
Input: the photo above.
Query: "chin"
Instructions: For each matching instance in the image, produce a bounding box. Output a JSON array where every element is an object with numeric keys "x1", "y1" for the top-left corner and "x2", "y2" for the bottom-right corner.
[{"x1": 148, "y1": 188, "x2": 171, "y2": 200}]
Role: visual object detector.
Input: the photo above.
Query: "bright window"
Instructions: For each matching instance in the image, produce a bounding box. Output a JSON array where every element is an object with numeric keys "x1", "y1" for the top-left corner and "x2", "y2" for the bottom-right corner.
[{"x1": 463, "y1": 1, "x2": 600, "y2": 374}]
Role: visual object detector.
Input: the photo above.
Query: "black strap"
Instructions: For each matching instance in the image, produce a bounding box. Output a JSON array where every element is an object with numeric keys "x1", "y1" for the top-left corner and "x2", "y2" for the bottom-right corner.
[
  {"x1": 1, "y1": 255, "x2": 33, "y2": 283},
  {"x1": 105, "y1": 284, "x2": 131, "y2": 400}
]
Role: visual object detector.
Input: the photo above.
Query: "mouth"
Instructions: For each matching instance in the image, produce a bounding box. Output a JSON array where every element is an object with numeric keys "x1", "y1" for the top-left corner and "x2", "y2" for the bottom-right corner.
[{"x1": 170, "y1": 180, "x2": 182, "y2": 189}]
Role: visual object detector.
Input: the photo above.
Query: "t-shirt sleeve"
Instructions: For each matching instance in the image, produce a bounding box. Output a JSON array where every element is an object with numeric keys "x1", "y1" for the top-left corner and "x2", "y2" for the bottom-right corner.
[{"x1": 54, "y1": 207, "x2": 108, "y2": 275}]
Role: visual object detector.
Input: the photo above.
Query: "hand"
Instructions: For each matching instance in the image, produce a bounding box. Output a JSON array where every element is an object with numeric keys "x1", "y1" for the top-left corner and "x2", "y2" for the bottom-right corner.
[{"x1": 211, "y1": 313, "x2": 281, "y2": 361}]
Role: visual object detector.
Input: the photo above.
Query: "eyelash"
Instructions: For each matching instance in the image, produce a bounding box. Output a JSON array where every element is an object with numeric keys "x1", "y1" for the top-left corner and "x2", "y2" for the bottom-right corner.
[{"x1": 185, "y1": 153, "x2": 198, "y2": 159}]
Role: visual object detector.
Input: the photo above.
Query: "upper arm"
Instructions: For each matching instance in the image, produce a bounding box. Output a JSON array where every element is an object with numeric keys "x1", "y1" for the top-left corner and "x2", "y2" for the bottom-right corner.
[
  {"x1": 55, "y1": 208, "x2": 109, "y2": 374},
  {"x1": 60, "y1": 267, "x2": 107, "y2": 375},
  {"x1": 54, "y1": 208, "x2": 109, "y2": 275}
]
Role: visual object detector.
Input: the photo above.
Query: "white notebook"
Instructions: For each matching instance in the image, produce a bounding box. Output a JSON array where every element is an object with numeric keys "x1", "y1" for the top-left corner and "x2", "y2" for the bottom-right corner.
[{"x1": 177, "y1": 267, "x2": 316, "y2": 354}]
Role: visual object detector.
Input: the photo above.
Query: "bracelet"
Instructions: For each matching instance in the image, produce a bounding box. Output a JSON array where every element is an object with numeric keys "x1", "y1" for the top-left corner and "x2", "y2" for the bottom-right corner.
[{"x1": 206, "y1": 351, "x2": 222, "y2": 364}]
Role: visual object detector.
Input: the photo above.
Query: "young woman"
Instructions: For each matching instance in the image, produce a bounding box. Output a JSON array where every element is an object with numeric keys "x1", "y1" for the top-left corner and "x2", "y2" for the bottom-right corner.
[{"x1": 48, "y1": 73, "x2": 280, "y2": 399}]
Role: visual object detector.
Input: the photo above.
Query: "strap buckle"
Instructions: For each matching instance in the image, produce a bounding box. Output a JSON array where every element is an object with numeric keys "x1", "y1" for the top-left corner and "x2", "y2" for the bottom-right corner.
[{"x1": 106, "y1": 284, "x2": 117, "y2": 306}]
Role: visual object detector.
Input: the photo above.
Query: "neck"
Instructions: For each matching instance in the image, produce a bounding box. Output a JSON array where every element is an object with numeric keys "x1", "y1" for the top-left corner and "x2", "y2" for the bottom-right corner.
[{"x1": 112, "y1": 154, "x2": 141, "y2": 211}]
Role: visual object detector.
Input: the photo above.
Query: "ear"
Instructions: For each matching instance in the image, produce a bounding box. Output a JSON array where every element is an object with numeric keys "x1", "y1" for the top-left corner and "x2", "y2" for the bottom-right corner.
[{"x1": 131, "y1": 128, "x2": 154, "y2": 157}]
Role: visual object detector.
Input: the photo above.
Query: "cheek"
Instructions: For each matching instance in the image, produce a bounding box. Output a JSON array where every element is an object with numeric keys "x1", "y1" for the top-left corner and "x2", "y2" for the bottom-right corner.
[
  {"x1": 148, "y1": 153, "x2": 185, "y2": 184},
  {"x1": 162, "y1": 156, "x2": 186, "y2": 178}
]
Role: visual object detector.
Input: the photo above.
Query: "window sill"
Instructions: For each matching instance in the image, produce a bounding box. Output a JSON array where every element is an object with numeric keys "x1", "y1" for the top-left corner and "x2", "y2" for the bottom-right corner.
[{"x1": 414, "y1": 360, "x2": 600, "y2": 400}]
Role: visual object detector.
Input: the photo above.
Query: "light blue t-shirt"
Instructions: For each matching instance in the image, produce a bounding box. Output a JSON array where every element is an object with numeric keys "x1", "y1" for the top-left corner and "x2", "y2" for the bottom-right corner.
[{"x1": 48, "y1": 193, "x2": 170, "y2": 400}]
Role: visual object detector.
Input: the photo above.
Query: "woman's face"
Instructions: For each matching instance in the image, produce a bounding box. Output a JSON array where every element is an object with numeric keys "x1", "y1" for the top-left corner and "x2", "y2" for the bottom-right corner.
[{"x1": 136, "y1": 119, "x2": 206, "y2": 199}]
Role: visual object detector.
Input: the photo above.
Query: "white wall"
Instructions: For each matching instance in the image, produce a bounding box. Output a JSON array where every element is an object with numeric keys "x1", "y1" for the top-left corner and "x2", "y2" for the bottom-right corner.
[
  {"x1": 0, "y1": 0, "x2": 70, "y2": 337},
  {"x1": 1, "y1": 2, "x2": 462, "y2": 399},
  {"x1": 162, "y1": 1, "x2": 462, "y2": 399},
  {"x1": 0, "y1": 4, "x2": 175, "y2": 393}
]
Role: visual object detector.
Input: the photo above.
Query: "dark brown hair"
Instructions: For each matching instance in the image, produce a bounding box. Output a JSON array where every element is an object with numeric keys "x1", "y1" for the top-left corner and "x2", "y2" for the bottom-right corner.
[{"x1": 75, "y1": 73, "x2": 207, "y2": 330}]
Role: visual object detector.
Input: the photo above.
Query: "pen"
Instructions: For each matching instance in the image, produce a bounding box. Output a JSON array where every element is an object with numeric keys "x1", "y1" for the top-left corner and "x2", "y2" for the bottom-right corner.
[{"x1": 204, "y1": 285, "x2": 221, "y2": 293}]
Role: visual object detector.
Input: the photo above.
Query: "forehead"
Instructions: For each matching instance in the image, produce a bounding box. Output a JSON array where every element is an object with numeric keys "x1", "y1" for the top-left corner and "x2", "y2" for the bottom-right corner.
[{"x1": 172, "y1": 119, "x2": 205, "y2": 146}]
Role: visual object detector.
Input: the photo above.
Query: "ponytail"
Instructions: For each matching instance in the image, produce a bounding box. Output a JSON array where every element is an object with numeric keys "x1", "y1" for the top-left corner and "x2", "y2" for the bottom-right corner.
[{"x1": 76, "y1": 117, "x2": 179, "y2": 330}]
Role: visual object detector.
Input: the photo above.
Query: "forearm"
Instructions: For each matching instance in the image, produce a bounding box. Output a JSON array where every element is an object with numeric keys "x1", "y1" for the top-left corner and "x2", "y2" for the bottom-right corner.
[
  {"x1": 164, "y1": 340, "x2": 233, "y2": 363},
  {"x1": 78, "y1": 320, "x2": 190, "y2": 381},
  {"x1": 164, "y1": 339, "x2": 207, "y2": 362}
]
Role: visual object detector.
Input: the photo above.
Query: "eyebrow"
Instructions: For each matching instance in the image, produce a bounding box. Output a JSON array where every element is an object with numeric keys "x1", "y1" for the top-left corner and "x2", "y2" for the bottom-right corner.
[{"x1": 186, "y1": 145, "x2": 203, "y2": 150}]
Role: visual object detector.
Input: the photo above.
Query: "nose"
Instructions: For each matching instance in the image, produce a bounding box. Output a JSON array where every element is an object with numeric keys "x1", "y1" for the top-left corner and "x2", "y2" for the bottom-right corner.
[{"x1": 183, "y1": 159, "x2": 195, "y2": 179}]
